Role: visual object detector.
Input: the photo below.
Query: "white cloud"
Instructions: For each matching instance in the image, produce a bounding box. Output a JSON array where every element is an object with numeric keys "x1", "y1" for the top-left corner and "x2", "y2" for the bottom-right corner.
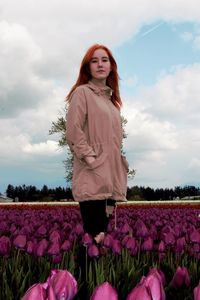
[
  {"x1": 1, "y1": 0, "x2": 200, "y2": 190},
  {"x1": 22, "y1": 140, "x2": 63, "y2": 156},
  {"x1": 123, "y1": 64, "x2": 200, "y2": 188}
]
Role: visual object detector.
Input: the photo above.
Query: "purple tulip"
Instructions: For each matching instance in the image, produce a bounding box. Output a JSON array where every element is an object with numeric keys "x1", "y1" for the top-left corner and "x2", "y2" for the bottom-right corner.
[
  {"x1": 52, "y1": 253, "x2": 62, "y2": 264},
  {"x1": 103, "y1": 234, "x2": 114, "y2": 248},
  {"x1": 121, "y1": 235, "x2": 131, "y2": 247},
  {"x1": 61, "y1": 240, "x2": 72, "y2": 251},
  {"x1": 135, "y1": 219, "x2": 148, "y2": 238},
  {"x1": 48, "y1": 241, "x2": 60, "y2": 256},
  {"x1": 142, "y1": 237, "x2": 154, "y2": 251},
  {"x1": 90, "y1": 282, "x2": 118, "y2": 300},
  {"x1": 26, "y1": 240, "x2": 35, "y2": 254},
  {"x1": 194, "y1": 281, "x2": 200, "y2": 300},
  {"x1": 13, "y1": 234, "x2": 27, "y2": 249},
  {"x1": 36, "y1": 225, "x2": 47, "y2": 236},
  {"x1": 170, "y1": 266, "x2": 190, "y2": 289},
  {"x1": 120, "y1": 223, "x2": 131, "y2": 234},
  {"x1": 35, "y1": 239, "x2": 49, "y2": 257},
  {"x1": 127, "y1": 283, "x2": 152, "y2": 300},
  {"x1": 190, "y1": 229, "x2": 200, "y2": 243},
  {"x1": 47, "y1": 269, "x2": 77, "y2": 300},
  {"x1": 125, "y1": 237, "x2": 136, "y2": 251},
  {"x1": 175, "y1": 237, "x2": 186, "y2": 253},
  {"x1": 88, "y1": 244, "x2": 100, "y2": 258},
  {"x1": 158, "y1": 240, "x2": 166, "y2": 252},
  {"x1": 112, "y1": 239, "x2": 122, "y2": 255},
  {"x1": 74, "y1": 223, "x2": 84, "y2": 236},
  {"x1": 164, "y1": 232, "x2": 175, "y2": 246},
  {"x1": 0, "y1": 236, "x2": 11, "y2": 256},
  {"x1": 49, "y1": 230, "x2": 61, "y2": 244},
  {"x1": 21, "y1": 283, "x2": 48, "y2": 300},
  {"x1": 82, "y1": 233, "x2": 93, "y2": 246}
]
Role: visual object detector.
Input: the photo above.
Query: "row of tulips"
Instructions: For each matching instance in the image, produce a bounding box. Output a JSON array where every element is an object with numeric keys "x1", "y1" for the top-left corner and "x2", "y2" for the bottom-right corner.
[
  {"x1": 0, "y1": 204, "x2": 200, "y2": 299},
  {"x1": 22, "y1": 267, "x2": 200, "y2": 300}
]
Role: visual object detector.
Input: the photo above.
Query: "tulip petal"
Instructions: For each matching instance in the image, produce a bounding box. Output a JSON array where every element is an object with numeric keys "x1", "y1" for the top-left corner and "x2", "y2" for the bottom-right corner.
[{"x1": 90, "y1": 282, "x2": 118, "y2": 300}]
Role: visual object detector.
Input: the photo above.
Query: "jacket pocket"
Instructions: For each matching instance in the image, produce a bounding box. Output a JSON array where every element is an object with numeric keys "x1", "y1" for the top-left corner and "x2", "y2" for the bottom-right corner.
[
  {"x1": 86, "y1": 152, "x2": 107, "y2": 169},
  {"x1": 121, "y1": 155, "x2": 129, "y2": 173}
]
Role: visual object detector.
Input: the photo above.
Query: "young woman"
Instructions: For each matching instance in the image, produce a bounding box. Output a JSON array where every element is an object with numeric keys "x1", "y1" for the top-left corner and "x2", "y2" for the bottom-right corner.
[{"x1": 66, "y1": 44, "x2": 129, "y2": 244}]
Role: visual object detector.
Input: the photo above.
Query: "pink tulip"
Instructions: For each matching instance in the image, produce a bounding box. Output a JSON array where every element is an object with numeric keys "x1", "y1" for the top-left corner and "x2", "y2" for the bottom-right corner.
[
  {"x1": 90, "y1": 282, "x2": 118, "y2": 300},
  {"x1": 144, "y1": 269, "x2": 166, "y2": 300},
  {"x1": 194, "y1": 281, "x2": 200, "y2": 300},
  {"x1": 47, "y1": 269, "x2": 77, "y2": 300},
  {"x1": 47, "y1": 285, "x2": 56, "y2": 300},
  {"x1": 21, "y1": 283, "x2": 47, "y2": 300},
  {"x1": 13, "y1": 234, "x2": 27, "y2": 249},
  {"x1": 127, "y1": 283, "x2": 151, "y2": 300},
  {"x1": 170, "y1": 266, "x2": 190, "y2": 289}
]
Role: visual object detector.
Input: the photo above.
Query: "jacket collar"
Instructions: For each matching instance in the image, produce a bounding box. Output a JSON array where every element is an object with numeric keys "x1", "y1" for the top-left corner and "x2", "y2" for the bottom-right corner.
[{"x1": 86, "y1": 80, "x2": 113, "y2": 97}]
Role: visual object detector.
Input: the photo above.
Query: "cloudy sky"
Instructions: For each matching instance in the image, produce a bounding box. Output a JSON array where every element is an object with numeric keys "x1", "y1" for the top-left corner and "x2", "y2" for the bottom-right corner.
[{"x1": 1, "y1": 0, "x2": 200, "y2": 193}]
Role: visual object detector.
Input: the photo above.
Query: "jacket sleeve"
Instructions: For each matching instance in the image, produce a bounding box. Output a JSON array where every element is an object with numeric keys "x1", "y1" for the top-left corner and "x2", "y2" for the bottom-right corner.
[{"x1": 66, "y1": 87, "x2": 96, "y2": 160}]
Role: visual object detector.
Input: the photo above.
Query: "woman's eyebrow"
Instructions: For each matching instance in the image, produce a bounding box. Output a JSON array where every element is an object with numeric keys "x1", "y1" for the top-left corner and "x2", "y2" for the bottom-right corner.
[{"x1": 91, "y1": 56, "x2": 109, "y2": 59}]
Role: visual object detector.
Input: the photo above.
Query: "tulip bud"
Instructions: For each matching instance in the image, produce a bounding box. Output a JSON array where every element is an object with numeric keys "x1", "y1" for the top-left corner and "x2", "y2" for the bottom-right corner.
[
  {"x1": 127, "y1": 284, "x2": 152, "y2": 300},
  {"x1": 47, "y1": 269, "x2": 77, "y2": 300},
  {"x1": 142, "y1": 237, "x2": 154, "y2": 251},
  {"x1": 90, "y1": 282, "x2": 118, "y2": 300},
  {"x1": 112, "y1": 240, "x2": 122, "y2": 255},
  {"x1": 61, "y1": 240, "x2": 72, "y2": 252},
  {"x1": 103, "y1": 234, "x2": 114, "y2": 248},
  {"x1": 13, "y1": 234, "x2": 27, "y2": 249},
  {"x1": 82, "y1": 233, "x2": 93, "y2": 246},
  {"x1": 194, "y1": 281, "x2": 200, "y2": 300},
  {"x1": 0, "y1": 236, "x2": 11, "y2": 256},
  {"x1": 88, "y1": 244, "x2": 99, "y2": 258},
  {"x1": 21, "y1": 283, "x2": 48, "y2": 300},
  {"x1": 35, "y1": 239, "x2": 49, "y2": 257},
  {"x1": 170, "y1": 266, "x2": 190, "y2": 289}
]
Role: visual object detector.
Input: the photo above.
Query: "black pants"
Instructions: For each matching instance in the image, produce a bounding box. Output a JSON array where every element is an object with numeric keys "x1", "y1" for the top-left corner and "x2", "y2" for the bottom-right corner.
[{"x1": 79, "y1": 199, "x2": 116, "y2": 237}]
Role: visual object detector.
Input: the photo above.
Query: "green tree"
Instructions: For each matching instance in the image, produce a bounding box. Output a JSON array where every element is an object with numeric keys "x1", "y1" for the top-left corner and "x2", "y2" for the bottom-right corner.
[{"x1": 49, "y1": 108, "x2": 135, "y2": 183}]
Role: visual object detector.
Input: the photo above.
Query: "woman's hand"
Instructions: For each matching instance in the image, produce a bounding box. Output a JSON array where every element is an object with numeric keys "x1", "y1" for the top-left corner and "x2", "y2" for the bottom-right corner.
[{"x1": 84, "y1": 156, "x2": 96, "y2": 164}]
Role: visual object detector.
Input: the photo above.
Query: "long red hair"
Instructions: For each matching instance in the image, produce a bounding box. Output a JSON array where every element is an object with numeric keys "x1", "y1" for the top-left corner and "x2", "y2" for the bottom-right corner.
[{"x1": 66, "y1": 44, "x2": 122, "y2": 108}]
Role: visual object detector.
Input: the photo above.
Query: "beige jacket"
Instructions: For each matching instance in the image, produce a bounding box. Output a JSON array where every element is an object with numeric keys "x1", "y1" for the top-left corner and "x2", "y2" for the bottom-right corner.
[{"x1": 66, "y1": 81, "x2": 129, "y2": 202}]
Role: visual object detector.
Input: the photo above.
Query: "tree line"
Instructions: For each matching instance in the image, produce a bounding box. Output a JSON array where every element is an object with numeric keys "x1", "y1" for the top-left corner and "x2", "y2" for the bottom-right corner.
[{"x1": 5, "y1": 184, "x2": 200, "y2": 202}]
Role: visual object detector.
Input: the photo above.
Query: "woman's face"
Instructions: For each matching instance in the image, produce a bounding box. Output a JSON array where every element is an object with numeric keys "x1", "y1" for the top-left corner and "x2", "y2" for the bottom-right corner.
[{"x1": 89, "y1": 49, "x2": 111, "y2": 83}]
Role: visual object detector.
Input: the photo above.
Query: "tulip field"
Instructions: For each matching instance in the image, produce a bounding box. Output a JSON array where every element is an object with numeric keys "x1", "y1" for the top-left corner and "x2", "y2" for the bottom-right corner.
[{"x1": 0, "y1": 201, "x2": 200, "y2": 300}]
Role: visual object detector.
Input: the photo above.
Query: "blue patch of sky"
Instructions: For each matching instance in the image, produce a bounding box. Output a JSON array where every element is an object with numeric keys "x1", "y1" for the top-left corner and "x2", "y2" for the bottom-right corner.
[{"x1": 114, "y1": 21, "x2": 200, "y2": 96}]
